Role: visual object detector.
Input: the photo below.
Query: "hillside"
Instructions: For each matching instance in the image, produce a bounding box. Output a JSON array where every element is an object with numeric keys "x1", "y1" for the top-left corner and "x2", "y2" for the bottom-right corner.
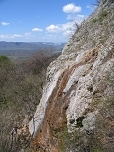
[
  {"x1": 28, "y1": 0, "x2": 114, "y2": 151},
  {"x1": 0, "y1": 42, "x2": 65, "y2": 62},
  {"x1": 0, "y1": 51, "x2": 61, "y2": 152}
]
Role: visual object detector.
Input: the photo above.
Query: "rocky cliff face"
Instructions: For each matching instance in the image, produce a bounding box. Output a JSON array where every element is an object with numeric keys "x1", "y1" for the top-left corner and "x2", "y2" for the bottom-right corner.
[{"x1": 29, "y1": 0, "x2": 114, "y2": 151}]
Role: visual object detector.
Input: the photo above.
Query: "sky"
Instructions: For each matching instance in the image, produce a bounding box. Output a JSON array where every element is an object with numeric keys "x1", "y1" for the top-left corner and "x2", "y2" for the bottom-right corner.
[{"x1": 0, "y1": 0, "x2": 95, "y2": 43}]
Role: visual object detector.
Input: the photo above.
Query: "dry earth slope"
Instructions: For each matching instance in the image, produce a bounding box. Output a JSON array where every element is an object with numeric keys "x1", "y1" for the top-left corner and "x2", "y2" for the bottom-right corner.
[{"x1": 29, "y1": 0, "x2": 114, "y2": 151}]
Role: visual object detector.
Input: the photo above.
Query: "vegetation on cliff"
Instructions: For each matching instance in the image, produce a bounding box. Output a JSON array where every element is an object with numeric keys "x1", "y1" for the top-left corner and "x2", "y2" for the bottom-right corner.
[
  {"x1": 0, "y1": 51, "x2": 60, "y2": 152},
  {"x1": 29, "y1": 0, "x2": 114, "y2": 151},
  {"x1": 0, "y1": 0, "x2": 114, "y2": 152}
]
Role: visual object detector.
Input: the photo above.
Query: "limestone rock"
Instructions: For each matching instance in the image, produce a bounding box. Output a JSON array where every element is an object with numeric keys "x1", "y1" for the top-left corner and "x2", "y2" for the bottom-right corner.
[{"x1": 29, "y1": 0, "x2": 114, "y2": 151}]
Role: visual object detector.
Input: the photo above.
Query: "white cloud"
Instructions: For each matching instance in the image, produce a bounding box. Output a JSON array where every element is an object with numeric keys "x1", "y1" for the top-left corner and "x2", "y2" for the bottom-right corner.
[
  {"x1": 63, "y1": 30, "x2": 74, "y2": 38},
  {"x1": 46, "y1": 21, "x2": 79, "y2": 33},
  {"x1": 67, "y1": 14, "x2": 86, "y2": 25},
  {"x1": 46, "y1": 13, "x2": 86, "y2": 40},
  {"x1": 60, "y1": 22, "x2": 74, "y2": 31},
  {"x1": 63, "y1": 3, "x2": 81, "y2": 13},
  {"x1": 86, "y1": 5, "x2": 91, "y2": 9},
  {"x1": 67, "y1": 14, "x2": 85, "y2": 20},
  {"x1": 86, "y1": 5, "x2": 97, "y2": 10},
  {"x1": 1, "y1": 22, "x2": 10, "y2": 26},
  {"x1": 0, "y1": 35, "x2": 8, "y2": 39},
  {"x1": 24, "y1": 32, "x2": 31, "y2": 36},
  {"x1": 42, "y1": 34, "x2": 57, "y2": 40},
  {"x1": 10, "y1": 34, "x2": 22, "y2": 38},
  {"x1": 0, "y1": 34, "x2": 22, "y2": 39},
  {"x1": 0, "y1": 32, "x2": 32, "y2": 40},
  {"x1": 46, "y1": 24, "x2": 60, "y2": 32},
  {"x1": 46, "y1": 22, "x2": 74, "y2": 33},
  {"x1": 48, "y1": 34, "x2": 57, "y2": 38},
  {"x1": 32, "y1": 28, "x2": 43, "y2": 32}
]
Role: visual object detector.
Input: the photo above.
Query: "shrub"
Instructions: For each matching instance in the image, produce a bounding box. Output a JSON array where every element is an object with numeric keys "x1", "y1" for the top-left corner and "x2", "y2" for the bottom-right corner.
[
  {"x1": 98, "y1": 10, "x2": 108, "y2": 21},
  {"x1": 0, "y1": 51, "x2": 60, "y2": 152},
  {"x1": 0, "y1": 55, "x2": 9, "y2": 62},
  {"x1": 92, "y1": 18, "x2": 98, "y2": 23}
]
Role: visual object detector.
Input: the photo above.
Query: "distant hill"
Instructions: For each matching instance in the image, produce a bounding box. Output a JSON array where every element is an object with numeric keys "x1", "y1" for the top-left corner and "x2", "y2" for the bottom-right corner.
[{"x1": 0, "y1": 41, "x2": 66, "y2": 61}]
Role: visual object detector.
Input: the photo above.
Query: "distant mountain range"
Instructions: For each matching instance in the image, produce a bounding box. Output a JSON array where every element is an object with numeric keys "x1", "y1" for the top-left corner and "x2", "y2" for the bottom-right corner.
[{"x1": 0, "y1": 41, "x2": 66, "y2": 61}]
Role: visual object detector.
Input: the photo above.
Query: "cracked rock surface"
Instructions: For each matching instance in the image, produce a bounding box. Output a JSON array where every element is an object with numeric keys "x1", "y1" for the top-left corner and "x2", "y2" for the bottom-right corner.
[{"x1": 29, "y1": 0, "x2": 114, "y2": 151}]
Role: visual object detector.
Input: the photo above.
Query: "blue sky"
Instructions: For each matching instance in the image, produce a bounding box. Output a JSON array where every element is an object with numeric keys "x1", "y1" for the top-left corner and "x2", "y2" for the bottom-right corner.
[{"x1": 0, "y1": 0, "x2": 95, "y2": 42}]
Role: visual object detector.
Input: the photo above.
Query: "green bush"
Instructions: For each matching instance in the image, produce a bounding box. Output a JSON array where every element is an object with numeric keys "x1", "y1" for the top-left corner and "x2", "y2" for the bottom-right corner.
[
  {"x1": 92, "y1": 18, "x2": 98, "y2": 23},
  {"x1": 0, "y1": 55, "x2": 10, "y2": 63},
  {"x1": 0, "y1": 55, "x2": 9, "y2": 61},
  {"x1": 98, "y1": 10, "x2": 108, "y2": 21}
]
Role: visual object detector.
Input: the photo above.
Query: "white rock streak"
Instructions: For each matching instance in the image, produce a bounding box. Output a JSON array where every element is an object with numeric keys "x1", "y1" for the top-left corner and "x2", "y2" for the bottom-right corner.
[{"x1": 29, "y1": 70, "x2": 63, "y2": 135}]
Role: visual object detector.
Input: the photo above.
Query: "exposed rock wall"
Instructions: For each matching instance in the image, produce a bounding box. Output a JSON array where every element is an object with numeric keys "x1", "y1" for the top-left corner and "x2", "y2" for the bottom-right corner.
[{"x1": 29, "y1": 0, "x2": 114, "y2": 151}]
